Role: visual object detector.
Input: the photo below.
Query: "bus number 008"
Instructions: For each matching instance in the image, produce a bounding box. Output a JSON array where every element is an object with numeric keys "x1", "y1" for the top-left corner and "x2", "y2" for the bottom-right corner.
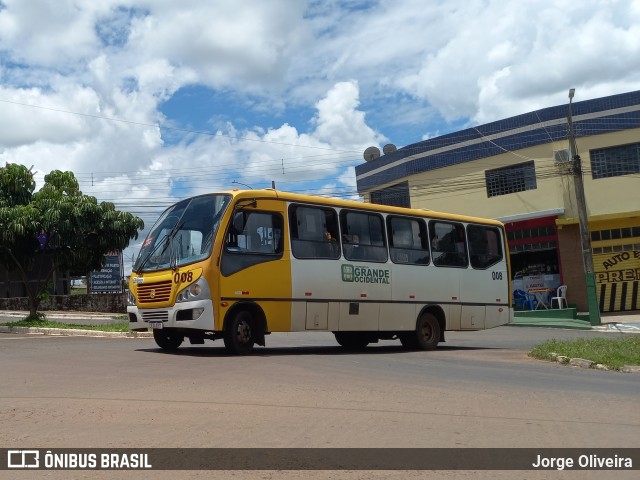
[
  {"x1": 491, "y1": 272, "x2": 503, "y2": 281},
  {"x1": 174, "y1": 271, "x2": 194, "y2": 284}
]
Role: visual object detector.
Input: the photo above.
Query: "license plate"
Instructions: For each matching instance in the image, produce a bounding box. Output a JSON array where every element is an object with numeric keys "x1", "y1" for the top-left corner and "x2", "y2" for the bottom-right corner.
[{"x1": 149, "y1": 321, "x2": 163, "y2": 330}]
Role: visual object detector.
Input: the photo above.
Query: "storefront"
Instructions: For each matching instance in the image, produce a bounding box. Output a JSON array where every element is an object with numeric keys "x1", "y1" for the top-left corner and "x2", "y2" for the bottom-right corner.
[
  {"x1": 503, "y1": 216, "x2": 562, "y2": 294},
  {"x1": 590, "y1": 218, "x2": 640, "y2": 312}
]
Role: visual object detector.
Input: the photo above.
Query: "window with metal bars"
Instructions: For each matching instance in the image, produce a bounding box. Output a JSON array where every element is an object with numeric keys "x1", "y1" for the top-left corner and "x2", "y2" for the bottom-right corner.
[
  {"x1": 485, "y1": 161, "x2": 536, "y2": 198},
  {"x1": 590, "y1": 142, "x2": 640, "y2": 179}
]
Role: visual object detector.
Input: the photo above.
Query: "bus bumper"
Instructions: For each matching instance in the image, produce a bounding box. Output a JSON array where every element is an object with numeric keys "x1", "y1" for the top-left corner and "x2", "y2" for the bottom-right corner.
[{"x1": 127, "y1": 299, "x2": 215, "y2": 332}]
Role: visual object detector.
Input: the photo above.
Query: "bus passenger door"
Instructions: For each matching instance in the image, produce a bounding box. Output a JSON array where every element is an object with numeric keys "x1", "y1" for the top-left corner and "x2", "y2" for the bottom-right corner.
[{"x1": 219, "y1": 201, "x2": 292, "y2": 332}]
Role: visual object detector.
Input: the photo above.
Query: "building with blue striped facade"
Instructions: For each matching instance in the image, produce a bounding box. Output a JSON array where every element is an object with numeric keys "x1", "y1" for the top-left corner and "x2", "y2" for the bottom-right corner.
[{"x1": 356, "y1": 90, "x2": 640, "y2": 313}]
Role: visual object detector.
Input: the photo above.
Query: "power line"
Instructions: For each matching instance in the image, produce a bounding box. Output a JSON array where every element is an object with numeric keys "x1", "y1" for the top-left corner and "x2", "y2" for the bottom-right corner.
[
  {"x1": 0, "y1": 98, "x2": 361, "y2": 153},
  {"x1": 9, "y1": 96, "x2": 638, "y2": 213}
]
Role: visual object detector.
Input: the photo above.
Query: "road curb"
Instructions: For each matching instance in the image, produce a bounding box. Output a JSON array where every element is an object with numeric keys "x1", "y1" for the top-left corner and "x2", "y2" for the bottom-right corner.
[
  {"x1": 0, "y1": 325, "x2": 152, "y2": 338},
  {"x1": 548, "y1": 352, "x2": 639, "y2": 373}
]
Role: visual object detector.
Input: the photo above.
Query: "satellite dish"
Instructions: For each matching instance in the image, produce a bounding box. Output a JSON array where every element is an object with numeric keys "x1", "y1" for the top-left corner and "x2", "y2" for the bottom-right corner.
[
  {"x1": 363, "y1": 146, "x2": 381, "y2": 162},
  {"x1": 383, "y1": 144, "x2": 397, "y2": 155}
]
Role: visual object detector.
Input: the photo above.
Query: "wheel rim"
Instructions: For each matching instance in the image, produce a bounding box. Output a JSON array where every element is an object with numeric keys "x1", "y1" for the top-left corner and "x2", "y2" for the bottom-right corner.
[
  {"x1": 236, "y1": 319, "x2": 252, "y2": 344},
  {"x1": 420, "y1": 321, "x2": 434, "y2": 341}
]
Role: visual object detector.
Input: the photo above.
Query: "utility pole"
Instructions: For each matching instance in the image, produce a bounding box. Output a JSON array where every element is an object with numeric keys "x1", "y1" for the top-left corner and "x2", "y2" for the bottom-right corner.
[{"x1": 567, "y1": 88, "x2": 601, "y2": 324}]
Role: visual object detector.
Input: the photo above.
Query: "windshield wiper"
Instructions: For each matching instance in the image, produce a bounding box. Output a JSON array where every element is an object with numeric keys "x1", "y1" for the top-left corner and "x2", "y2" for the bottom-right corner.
[
  {"x1": 134, "y1": 220, "x2": 185, "y2": 274},
  {"x1": 169, "y1": 232, "x2": 184, "y2": 271}
]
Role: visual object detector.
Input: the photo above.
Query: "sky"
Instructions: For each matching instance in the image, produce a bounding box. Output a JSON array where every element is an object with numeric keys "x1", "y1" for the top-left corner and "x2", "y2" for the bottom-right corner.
[{"x1": 1, "y1": 0, "x2": 640, "y2": 274}]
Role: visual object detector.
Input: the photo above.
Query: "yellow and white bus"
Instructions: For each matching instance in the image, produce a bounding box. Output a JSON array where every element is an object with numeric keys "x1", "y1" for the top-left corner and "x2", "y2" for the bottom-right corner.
[{"x1": 128, "y1": 189, "x2": 512, "y2": 354}]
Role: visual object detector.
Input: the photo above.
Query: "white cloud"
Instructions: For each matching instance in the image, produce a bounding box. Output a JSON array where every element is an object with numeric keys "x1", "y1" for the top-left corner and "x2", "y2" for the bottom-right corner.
[
  {"x1": 0, "y1": 86, "x2": 96, "y2": 147},
  {"x1": 286, "y1": 0, "x2": 640, "y2": 125},
  {"x1": 312, "y1": 81, "x2": 385, "y2": 148},
  {"x1": 123, "y1": 0, "x2": 307, "y2": 90},
  {"x1": 221, "y1": 81, "x2": 383, "y2": 189},
  {"x1": 0, "y1": 0, "x2": 116, "y2": 67},
  {"x1": 2, "y1": 0, "x2": 640, "y2": 131},
  {"x1": 1, "y1": 0, "x2": 639, "y2": 229},
  {"x1": 387, "y1": 0, "x2": 640, "y2": 123},
  {"x1": 1, "y1": 0, "x2": 639, "y2": 273}
]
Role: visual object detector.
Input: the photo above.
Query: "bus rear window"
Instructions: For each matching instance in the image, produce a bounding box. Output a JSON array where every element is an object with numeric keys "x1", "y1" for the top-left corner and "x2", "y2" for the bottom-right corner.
[
  {"x1": 467, "y1": 224, "x2": 503, "y2": 269},
  {"x1": 429, "y1": 221, "x2": 468, "y2": 268}
]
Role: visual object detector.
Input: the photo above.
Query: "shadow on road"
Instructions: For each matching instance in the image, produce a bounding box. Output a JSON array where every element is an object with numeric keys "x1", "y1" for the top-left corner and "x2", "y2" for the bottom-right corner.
[{"x1": 135, "y1": 343, "x2": 502, "y2": 357}]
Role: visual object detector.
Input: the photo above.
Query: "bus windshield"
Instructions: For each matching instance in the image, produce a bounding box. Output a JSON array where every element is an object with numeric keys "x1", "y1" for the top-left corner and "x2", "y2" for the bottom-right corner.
[{"x1": 133, "y1": 194, "x2": 231, "y2": 273}]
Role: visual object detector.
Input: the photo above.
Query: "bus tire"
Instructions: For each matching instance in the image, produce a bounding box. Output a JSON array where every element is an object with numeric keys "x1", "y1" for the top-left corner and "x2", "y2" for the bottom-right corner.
[
  {"x1": 224, "y1": 310, "x2": 256, "y2": 355},
  {"x1": 153, "y1": 329, "x2": 183, "y2": 351},
  {"x1": 334, "y1": 332, "x2": 370, "y2": 350},
  {"x1": 413, "y1": 313, "x2": 440, "y2": 350}
]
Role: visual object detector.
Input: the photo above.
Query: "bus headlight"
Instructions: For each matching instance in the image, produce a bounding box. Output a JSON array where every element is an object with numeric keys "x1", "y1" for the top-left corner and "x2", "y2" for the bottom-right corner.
[
  {"x1": 176, "y1": 277, "x2": 210, "y2": 303},
  {"x1": 127, "y1": 290, "x2": 136, "y2": 306}
]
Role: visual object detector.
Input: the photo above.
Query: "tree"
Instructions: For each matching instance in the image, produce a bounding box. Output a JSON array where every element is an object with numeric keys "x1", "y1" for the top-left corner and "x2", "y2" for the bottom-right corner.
[{"x1": 0, "y1": 164, "x2": 144, "y2": 317}]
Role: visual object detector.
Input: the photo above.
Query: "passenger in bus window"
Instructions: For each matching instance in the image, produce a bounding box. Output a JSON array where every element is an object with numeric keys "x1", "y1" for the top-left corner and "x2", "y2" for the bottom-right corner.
[
  {"x1": 324, "y1": 230, "x2": 339, "y2": 257},
  {"x1": 342, "y1": 234, "x2": 359, "y2": 258}
]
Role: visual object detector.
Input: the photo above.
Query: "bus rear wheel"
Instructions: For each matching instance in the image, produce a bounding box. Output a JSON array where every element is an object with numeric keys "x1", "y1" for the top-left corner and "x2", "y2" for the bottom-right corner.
[
  {"x1": 224, "y1": 310, "x2": 256, "y2": 355},
  {"x1": 153, "y1": 329, "x2": 183, "y2": 351},
  {"x1": 334, "y1": 332, "x2": 370, "y2": 350},
  {"x1": 401, "y1": 313, "x2": 440, "y2": 351}
]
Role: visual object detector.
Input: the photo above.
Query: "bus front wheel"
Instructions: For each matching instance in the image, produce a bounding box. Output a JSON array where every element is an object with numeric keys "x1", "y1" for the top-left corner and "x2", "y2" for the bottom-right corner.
[
  {"x1": 224, "y1": 310, "x2": 256, "y2": 355},
  {"x1": 153, "y1": 329, "x2": 183, "y2": 351},
  {"x1": 401, "y1": 313, "x2": 440, "y2": 351}
]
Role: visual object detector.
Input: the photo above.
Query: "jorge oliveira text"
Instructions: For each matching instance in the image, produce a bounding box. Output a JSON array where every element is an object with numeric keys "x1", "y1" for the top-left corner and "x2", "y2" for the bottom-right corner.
[{"x1": 532, "y1": 453, "x2": 633, "y2": 471}]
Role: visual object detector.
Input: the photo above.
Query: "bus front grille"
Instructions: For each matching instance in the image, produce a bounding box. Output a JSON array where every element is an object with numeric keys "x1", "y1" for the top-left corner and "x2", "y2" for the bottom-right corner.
[
  {"x1": 142, "y1": 311, "x2": 169, "y2": 322},
  {"x1": 137, "y1": 281, "x2": 172, "y2": 303}
]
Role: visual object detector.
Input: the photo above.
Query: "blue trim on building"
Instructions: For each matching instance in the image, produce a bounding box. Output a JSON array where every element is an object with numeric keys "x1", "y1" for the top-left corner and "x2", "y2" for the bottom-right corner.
[{"x1": 356, "y1": 90, "x2": 640, "y2": 191}]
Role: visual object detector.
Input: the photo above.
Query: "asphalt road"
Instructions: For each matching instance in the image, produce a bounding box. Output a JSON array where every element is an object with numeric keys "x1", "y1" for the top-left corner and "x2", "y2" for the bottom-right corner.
[{"x1": 1, "y1": 326, "x2": 638, "y2": 480}]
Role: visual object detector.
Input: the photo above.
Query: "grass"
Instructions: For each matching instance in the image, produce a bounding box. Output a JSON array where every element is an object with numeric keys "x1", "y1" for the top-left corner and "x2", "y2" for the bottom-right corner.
[
  {"x1": 529, "y1": 337, "x2": 640, "y2": 370},
  {"x1": 0, "y1": 318, "x2": 132, "y2": 332}
]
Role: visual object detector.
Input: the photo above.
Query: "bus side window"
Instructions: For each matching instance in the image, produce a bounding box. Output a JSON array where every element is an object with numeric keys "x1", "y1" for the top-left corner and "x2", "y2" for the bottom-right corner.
[
  {"x1": 225, "y1": 212, "x2": 246, "y2": 250},
  {"x1": 246, "y1": 213, "x2": 283, "y2": 254},
  {"x1": 387, "y1": 216, "x2": 430, "y2": 265},
  {"x1": 468, "y1": 224, "x2": 503, "y2": 269},
  {"x1": 221, "y1": 211, "x2": 284, "y2": 276},
  {"x1": 429, "y1": 221, "x2": 468, "y2": 267},
  {"x1": 340, "y1": 210, "x2": 388, "y2": 263},
  {"x1": 289, "y1": 205, "x2": 340, "y2": 259}
]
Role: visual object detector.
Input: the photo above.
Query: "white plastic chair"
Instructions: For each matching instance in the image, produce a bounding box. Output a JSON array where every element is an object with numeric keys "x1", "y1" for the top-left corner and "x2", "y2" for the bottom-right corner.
[{"x1": 551, "y1": 285, "x2": 568, "y2": 309}]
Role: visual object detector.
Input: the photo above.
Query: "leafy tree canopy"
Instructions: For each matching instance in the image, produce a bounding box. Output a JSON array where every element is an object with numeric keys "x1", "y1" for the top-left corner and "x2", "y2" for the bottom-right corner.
[
  {"x1": 0, "y1": 162, "x2": 36, "y2": 207},
  {"x1": 0, "y1": 164, "x2": 144, "y2": 315}
]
